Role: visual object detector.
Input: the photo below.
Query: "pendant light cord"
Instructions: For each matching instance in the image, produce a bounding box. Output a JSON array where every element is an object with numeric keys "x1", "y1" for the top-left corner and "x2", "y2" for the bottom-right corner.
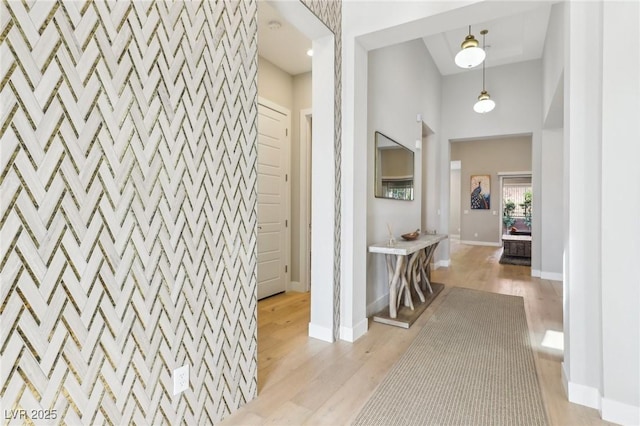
[{"x1": 481, "y1": 30, "x2": 487, "y2": 91}]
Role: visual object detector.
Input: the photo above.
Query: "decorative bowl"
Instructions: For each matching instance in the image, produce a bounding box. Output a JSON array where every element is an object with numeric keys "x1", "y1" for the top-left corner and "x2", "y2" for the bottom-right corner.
[{"x1": 401, "y1": 230, "x2": 420, "y2": 241}]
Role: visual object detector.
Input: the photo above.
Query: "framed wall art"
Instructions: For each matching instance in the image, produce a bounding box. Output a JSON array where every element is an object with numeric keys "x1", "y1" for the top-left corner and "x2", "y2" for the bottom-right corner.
[{"x1": 471, "y1": 175, "x2": 490, "y2": 209}]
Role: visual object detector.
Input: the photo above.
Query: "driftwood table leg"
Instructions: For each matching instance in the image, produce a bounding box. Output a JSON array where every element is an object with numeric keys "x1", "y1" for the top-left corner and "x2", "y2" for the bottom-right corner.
[
  {"x1": 385, "y1": 254, "x2": 395, "y2": 287},
  {"x1": 420, "y1": 244, "x2": 438, "y2": 294},
  {"x1": 386, "y1": 254, "x2": 406, "y2": 318},
  {"x1": 408, "y1": 252, "x2": 425, "y2": 303},
  {"x1": 400, "y1": 272, "x2": 414, "y2": 310}
]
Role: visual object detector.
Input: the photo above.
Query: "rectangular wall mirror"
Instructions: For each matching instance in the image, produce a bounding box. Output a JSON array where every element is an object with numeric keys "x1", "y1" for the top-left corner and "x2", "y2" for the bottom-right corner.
[{"x1": 374, "y1": 131, "x2": 414, "y2": 201}]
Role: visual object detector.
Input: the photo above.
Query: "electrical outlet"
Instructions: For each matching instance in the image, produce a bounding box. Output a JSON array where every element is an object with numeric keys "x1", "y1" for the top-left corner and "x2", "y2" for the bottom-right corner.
[
  {"x1": 474, "y1": 233, "x2": 478, "y2": 237},
  {"x1": 173, "y1": 365, "x2": 189, "y2": 395}
]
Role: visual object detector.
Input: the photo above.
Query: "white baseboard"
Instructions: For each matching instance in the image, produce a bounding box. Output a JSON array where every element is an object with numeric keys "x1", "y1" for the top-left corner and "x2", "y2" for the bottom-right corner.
[
  {"x1": 308, "y1": 322, "x2": 334, "y2": 343},
  {"x1": 564, "y1": 362, "x2": 640, "y2": 425},
  {"x1": 540, "y1": 271, "x2": 563, "y2": 281},
  {"x1": 367, "y1": 294, "x2": 389, "y2": 318},
  {"x1": 434, "y1": 259, "x2": 450, "y2": 269},
  {"x1": 602, "y1": 397, "x2": 640, "y2": 426},
  {"x1": 340, "y1": 318, "x2": 368, "y2": 342},
  {"x1": 532, "y1": 270, "x2": 563, "y2": 281},
  {"x1": 567, "y1": 380, "x2": 601, "y2": 410},
  {"x1": 562, "y1": 362, "x2": 569, "y2": 395},
  {"x1": 288, "y1": 280, "x2": 307, "y2": 292},
  {"x1": 460, "y1": 240, "x2": 501, "y2": 247},
  {"x1": 565, "y1": 371, "x2": 601, "y2": 411}
]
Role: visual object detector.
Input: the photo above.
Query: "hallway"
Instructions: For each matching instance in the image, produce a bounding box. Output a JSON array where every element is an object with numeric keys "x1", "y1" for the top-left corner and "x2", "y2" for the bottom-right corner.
[{"x1": 221, "y1": 243, "x2": 610, "y2": 425}]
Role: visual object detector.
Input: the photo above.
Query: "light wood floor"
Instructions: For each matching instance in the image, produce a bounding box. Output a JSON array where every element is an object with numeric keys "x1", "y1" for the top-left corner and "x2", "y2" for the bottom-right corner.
[{"x1": 221, "y1": 242, "x2": 611, "y2": 425}]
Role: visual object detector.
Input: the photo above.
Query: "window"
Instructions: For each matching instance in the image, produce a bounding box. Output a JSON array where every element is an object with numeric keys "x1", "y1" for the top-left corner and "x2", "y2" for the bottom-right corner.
[
  {"x1": 382, "y1": 179, "x2": 413, "y2": 200},
  {"x1": 502, "y1": 176, "x2": 532, "y2": 232}
]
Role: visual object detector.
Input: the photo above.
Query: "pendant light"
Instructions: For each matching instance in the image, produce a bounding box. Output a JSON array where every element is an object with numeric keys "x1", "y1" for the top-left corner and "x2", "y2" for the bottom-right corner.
[
  {"x1": 454, "y1": 25, "x2": 486, "y2": 69},
  {"x1": 474, "y1": 30, "x2": 495, "y2": 113}
]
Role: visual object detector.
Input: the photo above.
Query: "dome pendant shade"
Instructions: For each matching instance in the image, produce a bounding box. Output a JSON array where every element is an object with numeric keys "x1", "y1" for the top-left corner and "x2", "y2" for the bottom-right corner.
[
  {"x1": 473, "y1": 29, "x2": 495, "y2": 114},
  {"x1": 455, "y1": 28, "x2": 486, "y2": 69},
  {"x1": 474, "y1": 90, "x2": 496, "y2": 113}
]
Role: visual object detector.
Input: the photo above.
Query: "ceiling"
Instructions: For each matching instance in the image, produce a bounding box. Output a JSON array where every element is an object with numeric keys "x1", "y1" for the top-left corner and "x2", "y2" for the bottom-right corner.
[
  {"x1": 257, "y1": 2, "x2": 551, "y2": 77},
  {"x1": 422, "y1": 5, "x2": 552, "y2": 75},
  {"x1": 257, "y1": 1, "x2": 312, "y2": 76}
]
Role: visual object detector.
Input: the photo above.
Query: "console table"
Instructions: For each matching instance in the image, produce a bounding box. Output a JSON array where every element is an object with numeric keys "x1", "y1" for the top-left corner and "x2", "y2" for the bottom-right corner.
[{"x1": 369, "y1": 233, "x2": 447, "y2": 328}]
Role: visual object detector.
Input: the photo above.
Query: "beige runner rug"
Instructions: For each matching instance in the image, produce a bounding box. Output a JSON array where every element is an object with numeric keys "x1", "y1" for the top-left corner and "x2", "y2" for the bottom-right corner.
[{"x1": 353, "y1": 287, "x2": 548, "y2": 425}]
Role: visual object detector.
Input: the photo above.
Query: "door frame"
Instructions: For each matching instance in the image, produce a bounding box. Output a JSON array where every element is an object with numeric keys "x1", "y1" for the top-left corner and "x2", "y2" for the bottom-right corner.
[
  {"x1": 297, "y1": 109, "x2": 312, "y2": 292},
  {"x1": 498, "y1": 171, "x2": 532, "y2": 239},
  {"x1": 257, "y1": 97, "x2": 291, "y2": 297},
  {"x1": 267, "y1": 0, "x2": 336, "y2": 342}
]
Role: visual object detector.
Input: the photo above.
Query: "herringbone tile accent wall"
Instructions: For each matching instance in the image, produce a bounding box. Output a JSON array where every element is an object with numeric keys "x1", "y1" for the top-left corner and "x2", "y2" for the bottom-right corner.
[
  {"x1": 0, "y1": 1, "x2": 257, "y2": 424},
  {"x1": 300, "y1": 0, "x2": 342, "y2": 340}
]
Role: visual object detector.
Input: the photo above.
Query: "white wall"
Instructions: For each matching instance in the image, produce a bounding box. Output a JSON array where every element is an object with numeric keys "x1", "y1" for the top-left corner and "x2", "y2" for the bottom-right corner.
[
  {"x1": 564, "y1": 0, "x2": 604, "y2": 410},
  {"x1": 540, "y1": 2, "x2": 565, "y2": 280},
  {"x1": 366, "y1": 39, "x2": 441, "y2": 314},
  {"x1": 449, "y1": 163, "x2": 461, "y2": 236},
  {"x1": 291, "y1": 72, "x2": 312, "y2": 286},
  {"x1": 442, "y1": 60, "x2": 542, "y2": 141},
  {"x1": 601, "y1": 2, "x2": 640, "y2": 420},
  {"x1": 564, "y1": 2, "x2": 640, "y2": 424},
  {"x1": 423, "y1": 127, "x2": 440, "y2": 239},
  {"x1": 258, "y1": 56, "x2": 293, "y2": 111},
  {"x1": 542, "y1": 2, "x2": 565, "y2": 123},
  {"x1": 540, "y1": 129, "x2": 563, "y2": 278},
  {"x1": 309, "y1": 33, "x2": 336, "y2": 341},
  {"x1": 451, "y1": 136, "x2": 533, "y2": 244}
]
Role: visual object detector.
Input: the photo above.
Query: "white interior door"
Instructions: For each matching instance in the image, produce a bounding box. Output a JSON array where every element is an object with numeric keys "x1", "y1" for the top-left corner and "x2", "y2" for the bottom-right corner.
[{"x1": 258, "y1": 101, "x2": 289, "y2": 299}]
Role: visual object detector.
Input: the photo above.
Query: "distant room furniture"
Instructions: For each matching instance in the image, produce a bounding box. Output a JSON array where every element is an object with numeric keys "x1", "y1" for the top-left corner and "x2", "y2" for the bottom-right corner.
[
  {"x1": 502, "y1": 234, "x2": 532, "y2": 258},
  {"x1": 509, "y1": 226, "x2": 531, "y2": 236}
]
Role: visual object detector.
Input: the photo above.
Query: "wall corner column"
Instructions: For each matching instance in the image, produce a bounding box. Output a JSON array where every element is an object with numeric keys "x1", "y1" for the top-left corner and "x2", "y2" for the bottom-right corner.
[{"x1": 340, "y1": 36, "x2": 369, "y2": 342}]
